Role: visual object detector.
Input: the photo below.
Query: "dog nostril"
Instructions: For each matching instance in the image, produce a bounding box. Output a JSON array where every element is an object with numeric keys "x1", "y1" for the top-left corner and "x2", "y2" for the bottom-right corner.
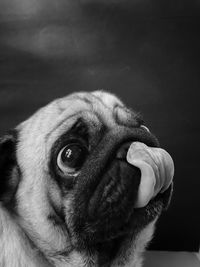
[{"x1": 116, "y1": 142, "x2": 132, "y2": 160}]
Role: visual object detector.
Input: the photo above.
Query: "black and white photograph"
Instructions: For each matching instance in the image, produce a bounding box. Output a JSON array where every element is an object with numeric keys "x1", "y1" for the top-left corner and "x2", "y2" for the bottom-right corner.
[{"x1": 0, "y1": 1, "x2": 199, "y2": 266}]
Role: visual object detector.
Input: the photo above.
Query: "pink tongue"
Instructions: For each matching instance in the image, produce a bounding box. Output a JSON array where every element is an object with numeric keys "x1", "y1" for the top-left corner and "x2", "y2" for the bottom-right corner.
[{"x1": 126, "y1": 142, "x2": 174, "y2": 208}]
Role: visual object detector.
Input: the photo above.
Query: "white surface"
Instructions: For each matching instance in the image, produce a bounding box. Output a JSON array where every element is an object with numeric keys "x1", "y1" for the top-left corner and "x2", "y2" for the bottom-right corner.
[{"x1": 143, "y1": 251, "x2": 200, "y2": 267}]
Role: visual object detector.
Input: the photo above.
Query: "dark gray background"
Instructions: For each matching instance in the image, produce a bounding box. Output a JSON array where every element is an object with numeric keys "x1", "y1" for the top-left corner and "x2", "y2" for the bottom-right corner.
[{"x1": 0, "y1": 0, "x2": 199, "y2": 252}]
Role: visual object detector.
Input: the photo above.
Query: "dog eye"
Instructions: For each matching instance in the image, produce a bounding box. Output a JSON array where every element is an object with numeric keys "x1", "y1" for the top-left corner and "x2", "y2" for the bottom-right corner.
[
  {"x1": 140, "y1": 125, "x2": 150, "y2": 132},
  {"x1": 57, "y1": 143, "x2": 87, "y2": 175}
]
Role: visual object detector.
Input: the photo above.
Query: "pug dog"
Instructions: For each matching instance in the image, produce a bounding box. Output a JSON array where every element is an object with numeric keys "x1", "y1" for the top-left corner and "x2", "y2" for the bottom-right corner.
[{"x1": 0, "y1": 91, "x2": 174, "y2": 267}]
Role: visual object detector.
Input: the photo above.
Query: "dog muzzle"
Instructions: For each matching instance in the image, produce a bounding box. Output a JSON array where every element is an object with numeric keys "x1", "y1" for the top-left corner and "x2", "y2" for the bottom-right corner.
[{"x1": 71, "y1": 140, "x2": 174, "y2": 247}]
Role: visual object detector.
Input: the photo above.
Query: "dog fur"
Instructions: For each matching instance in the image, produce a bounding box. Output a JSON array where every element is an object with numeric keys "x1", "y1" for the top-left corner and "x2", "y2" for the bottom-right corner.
[{"x1": 0, "y1": 91, "x2": 172, "y2": 267}]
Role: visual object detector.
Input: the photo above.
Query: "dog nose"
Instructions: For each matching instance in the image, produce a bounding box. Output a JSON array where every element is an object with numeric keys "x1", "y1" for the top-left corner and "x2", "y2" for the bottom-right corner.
[{"x1": 116, "y1": 142, "x2": 132, "y2": 160}]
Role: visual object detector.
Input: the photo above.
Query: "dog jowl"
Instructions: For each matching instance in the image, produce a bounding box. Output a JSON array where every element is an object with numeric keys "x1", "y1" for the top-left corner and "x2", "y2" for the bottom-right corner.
[{"x1": 0, "y1": 91, "x2": 174, "y2": 267}]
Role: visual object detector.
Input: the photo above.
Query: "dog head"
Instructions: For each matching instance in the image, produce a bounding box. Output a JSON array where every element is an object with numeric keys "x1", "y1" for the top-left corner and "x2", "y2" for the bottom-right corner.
[{"x1": 0, "y1": 91, "x2": 173, "y2": 266}]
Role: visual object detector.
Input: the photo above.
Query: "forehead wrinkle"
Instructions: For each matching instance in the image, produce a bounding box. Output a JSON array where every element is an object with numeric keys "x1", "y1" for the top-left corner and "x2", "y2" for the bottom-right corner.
[
  {"x1": 67, "y1": 91, "x2": 123, "y2": 121},
  {"x1": 45, "y1": 97, "x2": 94, "y2": 137},
  {"x1": 68, "y1": 92, "x2": 117, "y2": 128},
  {"x1": 70, "y1": 90, "x2": 121, "y2": 114},
  {"x1": 91, "y1": 91, "x2": 123, "y2": 110},
  {"x1": 75, "y1": 92, "x2": 118, "y2": 128},
  {"x1": 18, "y1": 97, "x2": 92, "y2": 141},
  {"x1": 89, "y1": 92, "x2": 130, "y2": 129},
  {"x1": 45, "y1": 109, "x2": 102, "y2": 152},
  {"x1": 55, "y1": 96, "x2": 92, "y2": 115},
  {"x1": 57, "y1": 93, "x2": 93, "y2": 111},
  {"x1": 69, "y1": 92, "x2": 108, "y2": 112},
  {"x1": 113, "y1": 105, "x2": 143, "y2": 127},
  {"x1": 45, "y1": 111, "x2": 87, "y2": 142}
]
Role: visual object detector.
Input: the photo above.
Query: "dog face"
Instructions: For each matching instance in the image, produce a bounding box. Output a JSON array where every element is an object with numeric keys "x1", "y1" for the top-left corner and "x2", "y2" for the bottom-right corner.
[{"x1": 0, "y1": 91, "x2": 172, "y2": 267}]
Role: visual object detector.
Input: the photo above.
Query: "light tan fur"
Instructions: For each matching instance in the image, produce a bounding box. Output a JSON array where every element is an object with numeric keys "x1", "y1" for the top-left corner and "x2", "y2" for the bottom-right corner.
[{"x1": 0, "y1": 91, "x2": 159, "y2": 266}]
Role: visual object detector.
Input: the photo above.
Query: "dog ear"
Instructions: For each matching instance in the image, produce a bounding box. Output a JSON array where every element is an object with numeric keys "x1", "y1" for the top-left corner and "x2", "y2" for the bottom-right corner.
[{"x1": 0, "y1": 130, "x2": 20, "y2": 206}]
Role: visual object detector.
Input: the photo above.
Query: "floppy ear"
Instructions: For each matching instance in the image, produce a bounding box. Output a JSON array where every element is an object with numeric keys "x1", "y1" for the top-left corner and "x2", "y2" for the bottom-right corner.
[{"x1": 0, "y1": 130, "x2": 20, "y2": 206}]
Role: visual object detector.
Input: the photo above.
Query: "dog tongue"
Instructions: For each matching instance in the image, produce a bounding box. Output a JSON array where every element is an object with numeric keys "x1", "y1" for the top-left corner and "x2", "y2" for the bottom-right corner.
[{"x1": 126, "y1": 142, "x2": 174, "y2": 208}]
